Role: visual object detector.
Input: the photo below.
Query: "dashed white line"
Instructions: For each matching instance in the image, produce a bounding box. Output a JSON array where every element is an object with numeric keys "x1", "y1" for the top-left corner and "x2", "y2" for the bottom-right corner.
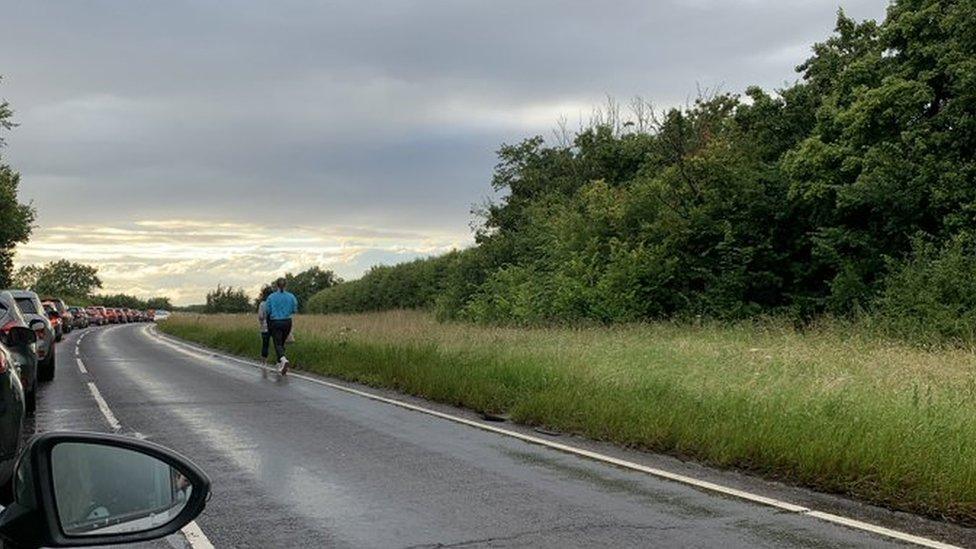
[
  {"x1": 75, "y1": 357, "x2": 88, "y2": 374},
  {"x1": 180, "y1": 520, "x2": 215, "y2": 549},
  {"x1": 79, "y1": 328, "x2": 214, "y2": 549},
  {"x1": 86, "y1": 382, "x2": 121, "y2": 432},
  {"x1": 148, "y1": 325, "x2": 961, "y2": 549}
]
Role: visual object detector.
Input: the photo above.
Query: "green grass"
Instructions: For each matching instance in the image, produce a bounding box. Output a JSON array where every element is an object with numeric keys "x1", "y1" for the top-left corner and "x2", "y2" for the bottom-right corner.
[{"x1": 159, "y1": 311, "x2": 976, "y2": 524}]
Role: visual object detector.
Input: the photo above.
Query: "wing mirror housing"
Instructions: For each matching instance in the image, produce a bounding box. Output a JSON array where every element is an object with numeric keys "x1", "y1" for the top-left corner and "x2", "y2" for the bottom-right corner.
[
  {"x1": 0, "y1": 432, "x2": 210, "y2": 548},
  {"x1": 0, "y1": 327, "x2": 36, "y2": 347}
]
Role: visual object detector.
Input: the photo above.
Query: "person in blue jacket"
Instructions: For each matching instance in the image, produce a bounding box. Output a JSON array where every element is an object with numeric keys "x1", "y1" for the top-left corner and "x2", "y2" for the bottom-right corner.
[{"x1": 265, "y1": 277, "x2": 299, "y2": 374}]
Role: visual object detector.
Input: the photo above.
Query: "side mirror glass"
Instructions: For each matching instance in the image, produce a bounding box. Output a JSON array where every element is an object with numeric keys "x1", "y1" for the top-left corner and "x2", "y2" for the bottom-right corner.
[
  {"x1": 0, "y1": 432, "x2": 210, "y2": 548},
  {"x1": 51, "y1": 442, "x2": 193, "y2": 536}
]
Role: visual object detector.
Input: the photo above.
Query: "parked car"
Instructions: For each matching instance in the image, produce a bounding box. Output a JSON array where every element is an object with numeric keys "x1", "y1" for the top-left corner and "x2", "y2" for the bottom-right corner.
[
  {"x1": 115, "y1": 308, "x2": 128, "y2": 324},
  {"x1": 42, "y1": 303, "x2": 63, "y2": 342},
  {"x1": 68, "y1": 306, "x2": 89, "y2": 329},
  {"x1": 0, "y1": 340, "x2": 25, "y2": 497},
  {"x1": 100, "y1": 306, "x2": 117, "y2": 324},
  {"x1": 0, "y1": 432, "x2": 210, "y2": 547},
  {"x1": 0, "y1": 299, "x2": 30, "y2": 493},
  {"x1": 4, "y1": 290, "x2": 56, "y2": 387},
  {"x1": 85, "y1": 306, "x2": 105, "y2": 326},
  {"x1": 0, "y1": 291, "x2": 39, "y2": 416},
  {"x1": 41, "y1": 298, "x2": 73, "y2": 335}
]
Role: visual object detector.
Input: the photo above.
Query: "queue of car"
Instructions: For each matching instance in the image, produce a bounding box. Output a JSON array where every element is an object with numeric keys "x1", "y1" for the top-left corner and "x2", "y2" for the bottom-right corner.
[
  {"x1": 0, "y1": 290, "x2": 157, "y2": 496},
  {"x1": 0, "y1": 292, "x2": 204, "y2": 546}
]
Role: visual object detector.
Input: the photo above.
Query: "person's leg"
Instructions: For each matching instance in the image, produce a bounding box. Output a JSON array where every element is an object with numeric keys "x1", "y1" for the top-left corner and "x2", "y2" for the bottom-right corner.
[
  {"x1": 261, "y1": 331, "x2": 270, "y2": 360},
  {"x1": 271, "y1": 321, "x2": 286, "y2": 362}
]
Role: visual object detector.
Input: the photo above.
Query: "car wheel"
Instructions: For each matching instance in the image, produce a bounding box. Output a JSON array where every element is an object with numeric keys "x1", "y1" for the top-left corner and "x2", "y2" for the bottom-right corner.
[
  {"x1": 39, "y1": 348, "x2": 55, "y2": 382},
  {"x1": 25, "y1": 387, "x2": 36, "y2": 416}
]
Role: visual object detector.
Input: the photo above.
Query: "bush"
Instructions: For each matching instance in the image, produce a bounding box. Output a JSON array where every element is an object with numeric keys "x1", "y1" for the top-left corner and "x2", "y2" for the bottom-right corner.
[
  {"x1": 875, "y1": 236, "x2": 976, "y2": 345},
  {"x1": 307, "y1": 252, "x2": 459, "y2": 314}
]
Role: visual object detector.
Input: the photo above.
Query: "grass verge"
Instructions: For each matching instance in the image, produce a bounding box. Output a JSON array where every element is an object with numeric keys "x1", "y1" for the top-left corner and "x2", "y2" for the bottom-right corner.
[{"x1": 159, "y1": 311, "x2": 976, "y2": 524}]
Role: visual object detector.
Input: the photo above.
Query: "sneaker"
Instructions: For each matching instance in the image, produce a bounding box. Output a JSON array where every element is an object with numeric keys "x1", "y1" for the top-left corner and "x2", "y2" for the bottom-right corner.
[{"x1": 278, "y1": 357, "x2": 289, "y2": 376}]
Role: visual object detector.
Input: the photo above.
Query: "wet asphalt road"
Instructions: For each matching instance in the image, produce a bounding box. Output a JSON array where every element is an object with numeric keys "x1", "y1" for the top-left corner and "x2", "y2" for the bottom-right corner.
[{"x1": 29, "y1": 324, "x2": 947, "y2": 548}]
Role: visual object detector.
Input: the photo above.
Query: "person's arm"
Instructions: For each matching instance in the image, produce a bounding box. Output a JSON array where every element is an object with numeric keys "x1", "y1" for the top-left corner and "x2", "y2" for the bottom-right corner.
[{"x1": 291, "y1": 293, "x2": 298, "y2": 315}]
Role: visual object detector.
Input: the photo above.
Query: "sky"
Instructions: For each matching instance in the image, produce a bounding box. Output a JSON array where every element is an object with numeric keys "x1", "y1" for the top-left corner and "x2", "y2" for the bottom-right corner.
[{"x1": 0, "y1": 0, "x2": 889, "y2": 305}]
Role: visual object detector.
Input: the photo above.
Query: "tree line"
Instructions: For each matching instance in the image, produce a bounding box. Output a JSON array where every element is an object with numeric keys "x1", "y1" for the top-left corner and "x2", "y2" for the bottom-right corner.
[
  {"x1": 309, "y1": 0, "x2": 976, "y2": 343},
  {"x1": 197, "y1": 267, "x2": 341, "y2": 313}
]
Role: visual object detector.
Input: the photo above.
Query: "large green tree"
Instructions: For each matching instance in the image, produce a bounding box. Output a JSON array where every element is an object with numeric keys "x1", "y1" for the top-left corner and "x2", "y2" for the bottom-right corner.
[
  {"x1": 15, "y1": 259, "x2": 103, "y2": 298},
  {"x1": 259, "y1": 267, "x2": 341, "y2": 312},
  {"x1": 205, "y1": 284, "x2": 251, "y2": 313},
  {"x1": 0, "y1": 79, "x2": 35, "y2": 287}
]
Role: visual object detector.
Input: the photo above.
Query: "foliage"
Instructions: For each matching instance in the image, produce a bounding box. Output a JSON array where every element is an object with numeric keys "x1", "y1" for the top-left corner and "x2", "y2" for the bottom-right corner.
[
  {"x1": 205, "y1": 284, "x2": 251, "y2": 313},
  {"x1": 93, "y1": 293, "x2": 168, "y2": 310},
  {"x1": 0, "y1": 79, "x2": 35, "y2": 288},
  {"x1": 146, "y1": 297, "x2": 174, "y2": 310},
  {"x1": 308, "y1": 253, "x2": 458, "y2": 314},
  {"x1": 257, "y1": 267, "x2": 341, "y2": 312},
  {"x1": 14, "y1": 259, "x2": 102, "y2": 299},
  {"x1": 308, "y1": 0, "x2": 976, "y2": 342},
  {"x1": 874, "y1": 234, "x2": 976, "y2": 344}
]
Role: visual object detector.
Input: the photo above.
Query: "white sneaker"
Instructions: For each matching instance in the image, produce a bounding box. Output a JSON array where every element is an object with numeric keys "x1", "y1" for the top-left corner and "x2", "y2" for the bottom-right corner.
[{"x1": 278, "y1": 357, "x2": 289, "y2": 375}]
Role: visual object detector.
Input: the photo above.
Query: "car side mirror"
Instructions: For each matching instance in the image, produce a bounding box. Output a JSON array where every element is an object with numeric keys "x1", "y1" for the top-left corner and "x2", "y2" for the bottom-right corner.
[
  {"x1": 1, "y1": 327, "x2": 36, "y2": 347},
  {"x1": 0, "y1": 432, "x2": 210, "y2": 549}
]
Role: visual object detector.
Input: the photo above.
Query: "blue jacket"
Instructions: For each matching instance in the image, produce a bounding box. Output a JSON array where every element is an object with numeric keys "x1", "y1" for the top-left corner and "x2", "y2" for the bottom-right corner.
[{"x1": 266, "y1": 290, "x2": 298, "y2": 320}]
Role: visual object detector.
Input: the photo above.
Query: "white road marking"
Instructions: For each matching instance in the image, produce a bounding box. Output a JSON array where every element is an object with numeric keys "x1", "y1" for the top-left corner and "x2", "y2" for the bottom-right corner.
[
  {"x1": 180, "y1": 520, "x2": 215, "y2": 549},
  {"x1": 80, "y1": 328, "x2": 215, "y2": 549},
  {"x1": 148, "y1": 326, "x2": 959, "y2": 549},
  {"x1": 76, "y1": 357, "x2": 88, "y2": 374},
  {"x1": 86, "y1": 382, "x2": 121, "y2": 432}
]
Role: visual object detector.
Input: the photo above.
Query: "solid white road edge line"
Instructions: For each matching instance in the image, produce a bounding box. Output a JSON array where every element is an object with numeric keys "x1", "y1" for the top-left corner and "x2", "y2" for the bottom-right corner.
[
  {"x1": 82, "y1": 328, "x2": 214, "y2": 549},
  {"x1": 147, "y1": 326, "x2": 960, "y2": 549}
]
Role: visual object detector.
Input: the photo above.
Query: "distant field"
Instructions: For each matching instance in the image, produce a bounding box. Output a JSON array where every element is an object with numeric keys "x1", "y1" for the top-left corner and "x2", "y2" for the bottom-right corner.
[{"x1": 159, "y1": 311, "x2": 976, "y2": 524}]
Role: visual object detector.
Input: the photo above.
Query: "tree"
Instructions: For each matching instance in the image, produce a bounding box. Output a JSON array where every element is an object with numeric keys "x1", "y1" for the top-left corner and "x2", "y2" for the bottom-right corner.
[
  {"x1": 146, "y1": 297, "x2": 173, "y2": 310},
  {"x1": 259, "y1": 267, "x2": 341, "y2": 311},
  {"x1": 15, "y1": 260, "x2": 102, "y2": 298},
  {"x1": 205, "y1": 285, "x2": 251, "y2": 313},
  {"x1": 0, "y1": 79, "x2": 35, "y2": 287}
]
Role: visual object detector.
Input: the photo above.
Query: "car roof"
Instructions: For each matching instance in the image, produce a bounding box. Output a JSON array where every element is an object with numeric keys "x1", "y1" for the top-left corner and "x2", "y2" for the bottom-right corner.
[
  {"x1": 0, "y1": 291, "x2": 29, "y2": 328},
  {"x1": 2, "y1": 289, "x2": 40, "y2": 299}
]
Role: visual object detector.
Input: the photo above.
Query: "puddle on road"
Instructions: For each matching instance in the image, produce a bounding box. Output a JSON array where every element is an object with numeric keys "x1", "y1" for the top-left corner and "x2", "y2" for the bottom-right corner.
[{"x1": 500, "y1": 447, "x2": 722, "y2": 520}]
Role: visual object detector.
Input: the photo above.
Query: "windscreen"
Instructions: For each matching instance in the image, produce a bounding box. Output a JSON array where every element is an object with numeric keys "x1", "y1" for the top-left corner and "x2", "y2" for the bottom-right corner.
[{"x1": 14, "y1": 298, "x2": 37, "y2": 314}]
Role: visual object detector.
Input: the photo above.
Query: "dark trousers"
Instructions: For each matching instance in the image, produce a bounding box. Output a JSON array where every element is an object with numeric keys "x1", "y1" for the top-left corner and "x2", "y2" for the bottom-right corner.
[
  {"x1": 269, "y1": 319, "x2": 292, "y2": 361},
  {"x1": 260, "y1": 331, "x2": 271, "y2": 359}
]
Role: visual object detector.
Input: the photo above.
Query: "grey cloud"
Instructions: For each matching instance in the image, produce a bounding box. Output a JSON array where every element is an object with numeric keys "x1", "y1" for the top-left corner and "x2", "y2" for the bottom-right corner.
[{"x1": 1, "y1": 0, "x2": 889, "y2": 300}]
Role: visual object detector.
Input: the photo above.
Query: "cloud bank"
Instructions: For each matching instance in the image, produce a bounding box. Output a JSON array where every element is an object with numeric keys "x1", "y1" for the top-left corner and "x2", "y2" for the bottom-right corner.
[{"x1": 1, "y1": 0, "x2": 889, "y2": 303}]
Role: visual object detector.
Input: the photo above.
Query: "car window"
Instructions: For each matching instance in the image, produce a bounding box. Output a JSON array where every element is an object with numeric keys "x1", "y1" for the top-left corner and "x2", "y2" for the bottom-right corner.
[{"x1": 14, "y1": 298, "x2": 37, "y2": 314}]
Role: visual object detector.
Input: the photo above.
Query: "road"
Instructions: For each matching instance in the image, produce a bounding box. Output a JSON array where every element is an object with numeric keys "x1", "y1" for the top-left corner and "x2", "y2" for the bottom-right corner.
[{"x1": 28, "y1": 323, "x2": 969, "y2": 548}]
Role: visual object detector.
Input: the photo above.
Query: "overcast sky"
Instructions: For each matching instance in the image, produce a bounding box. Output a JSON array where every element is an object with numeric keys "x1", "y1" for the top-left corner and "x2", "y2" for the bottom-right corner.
[{"x1": 0, "y1": 0, "x2": 888, "y2": 304}]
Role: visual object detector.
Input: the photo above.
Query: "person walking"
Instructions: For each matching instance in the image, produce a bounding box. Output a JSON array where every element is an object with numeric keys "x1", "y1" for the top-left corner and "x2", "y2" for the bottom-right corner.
[
  {"x1": 266, "y1": 277, "x2": 299, "y2": 374},
  {"x1": 257, "y1": 287, "x2": 272, "y2": 363}
]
